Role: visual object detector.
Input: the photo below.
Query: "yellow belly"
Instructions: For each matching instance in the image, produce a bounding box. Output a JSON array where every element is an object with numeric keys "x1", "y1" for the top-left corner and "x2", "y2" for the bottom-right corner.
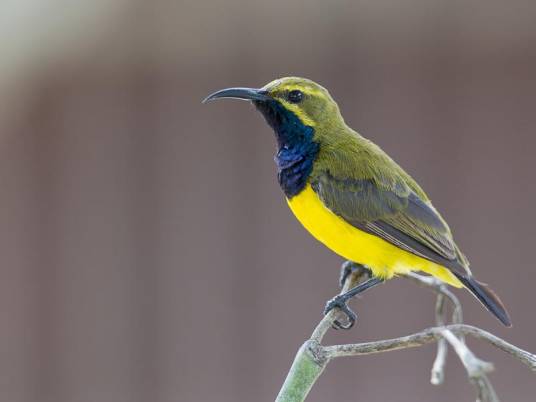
[{"x1": 287, "y1": 184, "x2": 462, "y2": 287}]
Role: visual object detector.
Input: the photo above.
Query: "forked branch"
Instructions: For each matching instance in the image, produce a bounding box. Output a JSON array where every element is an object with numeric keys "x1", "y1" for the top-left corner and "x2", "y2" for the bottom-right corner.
[{"x1": 275, "y1": 268, "x2": 535, "y2": 402}]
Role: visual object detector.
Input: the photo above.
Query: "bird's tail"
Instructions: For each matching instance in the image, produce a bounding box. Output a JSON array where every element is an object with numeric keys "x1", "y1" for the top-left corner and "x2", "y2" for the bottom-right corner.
[{"x1": 452, "y1": 272, "x2": 512, "y2": 327}]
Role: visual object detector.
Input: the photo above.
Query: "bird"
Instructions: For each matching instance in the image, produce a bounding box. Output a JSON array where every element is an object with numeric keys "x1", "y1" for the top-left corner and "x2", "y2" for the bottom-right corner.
[{"x1": 203, "y1": 77, "x2": 511, "y2": 329}]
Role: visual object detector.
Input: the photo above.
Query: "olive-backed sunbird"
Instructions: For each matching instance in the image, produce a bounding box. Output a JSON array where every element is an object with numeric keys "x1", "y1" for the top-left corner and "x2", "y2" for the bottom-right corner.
[{"x1": 204, "y1": 77, "x2": 511, "y2": 328}]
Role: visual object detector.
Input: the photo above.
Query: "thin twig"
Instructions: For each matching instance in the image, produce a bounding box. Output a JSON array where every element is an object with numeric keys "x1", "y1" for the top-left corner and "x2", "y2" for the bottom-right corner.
[
  {"x1": 405, "y1": 272, "x2": 463, "y2": 324},
  {"x1": 323, "y1": 324, "x2": 536, "y2": 370},
  {"x1": 440, "y1": 329, "x2": 498, "y2": 402},
  {"x1": 406, "y1": 272, "x2": 466, "y2": 385},
  {"x1": 431, "y1": 293, "x2": 448, "y2": 384},
  {"x1": 276, "y1": 268, "x2": 536, "y2": 402},
  {"x1": 447, "y1": 325, "x2": 536, "y2": 371}
]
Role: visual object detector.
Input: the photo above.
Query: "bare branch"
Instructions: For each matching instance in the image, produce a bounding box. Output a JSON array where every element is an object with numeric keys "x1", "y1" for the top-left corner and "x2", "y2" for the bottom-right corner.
[
  {"x1": 447, "y1": 325, "x2": 536, "y2": 371},
  {"x1": 439, "y1": 329, "x2": 498, "y2": 402},
  {"x1": 405, "y1": 272, "x2": 463, "y2": 324},
  {"x1": 322, "y1": 324, "x2": 536, "y2": 370},
  {"x1": 431, "y1": 293, "x2": 448, "y2": 384},
  {"x1": 276, "y1": 268, "x2": 536, "y2": 402}
]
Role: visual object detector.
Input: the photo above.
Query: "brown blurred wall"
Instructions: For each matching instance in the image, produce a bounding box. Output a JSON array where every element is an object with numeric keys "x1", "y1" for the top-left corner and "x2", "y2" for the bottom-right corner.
[{"x1": 0, "y1": 1, "x2": 535, "y2": 402}]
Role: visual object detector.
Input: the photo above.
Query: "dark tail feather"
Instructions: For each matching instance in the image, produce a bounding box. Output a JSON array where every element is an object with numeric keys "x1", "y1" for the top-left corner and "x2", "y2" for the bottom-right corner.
[{"x1": 452, "y1": 272, "x2": 512, "y2": 327}]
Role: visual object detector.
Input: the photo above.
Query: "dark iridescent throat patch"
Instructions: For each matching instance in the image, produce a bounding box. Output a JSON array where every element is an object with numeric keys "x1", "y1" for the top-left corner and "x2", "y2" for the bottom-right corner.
[{"x1": 254, "y1": 100, "x2": 319, "y2": 198}]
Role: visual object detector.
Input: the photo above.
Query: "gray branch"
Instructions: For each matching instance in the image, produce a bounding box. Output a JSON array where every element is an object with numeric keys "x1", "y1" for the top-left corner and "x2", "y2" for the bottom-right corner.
[
  {"x1": 275, "y1": 268, "x2": 536, "y2": 402},
  {"x1": 431, "y1": 293, "x2": 449, "y2": 384}
]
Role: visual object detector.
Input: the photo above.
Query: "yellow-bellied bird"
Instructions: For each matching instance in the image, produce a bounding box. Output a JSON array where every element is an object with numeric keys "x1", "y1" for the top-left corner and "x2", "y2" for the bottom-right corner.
[{"x1": 204, "y1": 77, "x2": 511, "y2": 329}]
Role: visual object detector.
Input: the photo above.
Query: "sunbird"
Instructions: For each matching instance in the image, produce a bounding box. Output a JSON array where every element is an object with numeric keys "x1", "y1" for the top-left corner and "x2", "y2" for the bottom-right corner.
[{"x1": 203, "y1": 77, "x2": 511, "y2": 329}]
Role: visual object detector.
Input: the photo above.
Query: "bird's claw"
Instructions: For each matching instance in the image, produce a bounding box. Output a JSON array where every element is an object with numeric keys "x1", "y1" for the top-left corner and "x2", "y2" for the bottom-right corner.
[{"x1": 324, "y1": 295, "x2": 357, "y2": 330}]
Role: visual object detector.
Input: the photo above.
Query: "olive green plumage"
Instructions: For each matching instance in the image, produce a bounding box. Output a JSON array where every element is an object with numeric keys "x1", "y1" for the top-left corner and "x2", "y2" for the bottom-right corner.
[
  {"x1": 204, "y1": 76, "x2": 511, "y2": 327},
  {"x1": 268, "y1": 77, "x2": 470, "y2": 271}
]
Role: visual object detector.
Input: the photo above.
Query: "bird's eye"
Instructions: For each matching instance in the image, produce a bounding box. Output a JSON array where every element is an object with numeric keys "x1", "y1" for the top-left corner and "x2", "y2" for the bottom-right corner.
[{"x1": 287, "y1": 90, "x2": 303, "y2": 104}]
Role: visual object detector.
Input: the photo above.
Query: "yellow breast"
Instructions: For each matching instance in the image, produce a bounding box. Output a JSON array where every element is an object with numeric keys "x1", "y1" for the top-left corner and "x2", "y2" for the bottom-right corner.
[{"x1": 287, "y1": 184, "x2": 462, "y2": 287}]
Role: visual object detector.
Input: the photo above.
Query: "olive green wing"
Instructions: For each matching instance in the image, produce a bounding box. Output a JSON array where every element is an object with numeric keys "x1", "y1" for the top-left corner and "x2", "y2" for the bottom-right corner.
[{"x1": 310, "y1": 170, "x2": 468, "y2": 272}]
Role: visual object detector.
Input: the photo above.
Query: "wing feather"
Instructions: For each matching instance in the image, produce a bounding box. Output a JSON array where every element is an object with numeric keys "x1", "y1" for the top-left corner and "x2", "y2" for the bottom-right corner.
[{"x1": 310, "y1": 170, "x2": 467, "y2": 272}]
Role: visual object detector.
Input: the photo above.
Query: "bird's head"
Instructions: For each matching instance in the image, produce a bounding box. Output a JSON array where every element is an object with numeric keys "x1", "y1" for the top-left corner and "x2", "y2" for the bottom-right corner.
[{"x1": 204, "y1": 77, "x2": 345, "y2": 148}]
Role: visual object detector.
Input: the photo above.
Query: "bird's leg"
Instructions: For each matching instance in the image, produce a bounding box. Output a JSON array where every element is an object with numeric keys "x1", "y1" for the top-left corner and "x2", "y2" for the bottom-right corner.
[
  {"x1": 324, "y1": 275, "x2": 384, "y2": 330},
  {"x1": 339, "y1": 261, "x2": 372, "y2": 288}
]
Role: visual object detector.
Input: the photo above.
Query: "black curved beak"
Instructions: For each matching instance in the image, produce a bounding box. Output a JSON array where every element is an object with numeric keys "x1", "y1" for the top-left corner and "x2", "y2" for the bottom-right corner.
[{"x1": 202, "y1": 87, "x2": 270, "y2": 103}]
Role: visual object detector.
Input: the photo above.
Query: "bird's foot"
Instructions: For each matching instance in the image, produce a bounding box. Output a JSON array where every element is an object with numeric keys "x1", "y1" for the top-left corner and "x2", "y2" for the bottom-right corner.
[
  {"x1": 326, "y1": 274, "x2": 384, "y2": 330},
  {"x1": 339, "y1": 261, "x2": 372, "y2": 288},
  {"x1": 324, "y1": 294, "x2": 357, "y2": 330}
]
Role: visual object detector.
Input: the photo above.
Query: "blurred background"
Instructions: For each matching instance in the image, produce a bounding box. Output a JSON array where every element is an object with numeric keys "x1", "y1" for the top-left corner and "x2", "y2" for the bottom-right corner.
[{"x1": 1, "y1": 1, "x2": 535, "y2": 401}]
